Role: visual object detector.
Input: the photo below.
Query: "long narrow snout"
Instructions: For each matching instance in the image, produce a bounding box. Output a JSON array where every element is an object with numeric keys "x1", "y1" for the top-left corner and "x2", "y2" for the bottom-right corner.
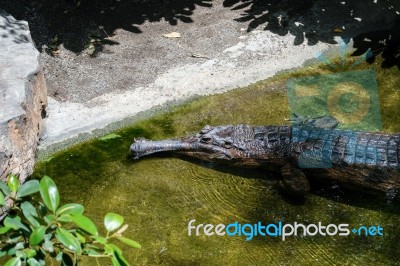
[
  {"x1": 130, "y1": 138, "x2": 197, "y2": 159},
  {"x1": 130, "y1": 137, "x2": 233, "y2": 161}
]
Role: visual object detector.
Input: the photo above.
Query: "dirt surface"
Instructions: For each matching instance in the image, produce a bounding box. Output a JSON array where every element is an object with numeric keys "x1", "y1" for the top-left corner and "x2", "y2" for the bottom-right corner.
[
  {"x1": 4, "y1": 0, "x2": 246, "y2": 103},
  {"x1": 2, "y1": 0, "x2": 399, "y2": 155}
]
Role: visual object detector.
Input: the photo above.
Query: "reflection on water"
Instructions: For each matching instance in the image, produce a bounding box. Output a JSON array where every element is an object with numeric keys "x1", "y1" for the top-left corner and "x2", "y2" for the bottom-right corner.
[{"x1": 34, "y1": 59, "x2": 400, "y2": 265}]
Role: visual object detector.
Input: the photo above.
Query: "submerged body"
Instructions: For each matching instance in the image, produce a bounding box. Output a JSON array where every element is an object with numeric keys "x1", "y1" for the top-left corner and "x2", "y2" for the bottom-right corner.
[{"x1": 131, "y1": 125, "x2": 400, "y2": 197}]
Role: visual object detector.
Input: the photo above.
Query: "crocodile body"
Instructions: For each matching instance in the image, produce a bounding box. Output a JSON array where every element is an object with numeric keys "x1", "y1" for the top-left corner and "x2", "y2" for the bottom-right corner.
[{"x1": 131, "y1": 125, "x2": 400, "y2": 197}]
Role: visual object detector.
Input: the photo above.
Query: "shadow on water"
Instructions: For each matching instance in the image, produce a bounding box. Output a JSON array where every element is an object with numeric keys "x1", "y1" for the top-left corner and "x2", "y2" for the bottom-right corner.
[
  {"x1": 223, "y1": 0, "x2": 400, "y2": 69},
  {"x1": 131, "y1": 151, "x2": 400, "y2": 214},
  {"x1": 34, "y1": 127, "x2": 400, "y2": 264}
]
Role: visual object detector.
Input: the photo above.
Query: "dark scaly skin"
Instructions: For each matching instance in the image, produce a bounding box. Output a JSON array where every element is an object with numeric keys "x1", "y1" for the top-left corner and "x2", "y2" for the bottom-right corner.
[{"x1": 131, "y1": 125, "x2": 400, "y2": 197}]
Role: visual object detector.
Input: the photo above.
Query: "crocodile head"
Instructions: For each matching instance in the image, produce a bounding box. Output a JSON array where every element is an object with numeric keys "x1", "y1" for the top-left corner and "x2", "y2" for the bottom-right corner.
[{"x1": 130, "y1": 124, "x2": 284, "y2": 167}]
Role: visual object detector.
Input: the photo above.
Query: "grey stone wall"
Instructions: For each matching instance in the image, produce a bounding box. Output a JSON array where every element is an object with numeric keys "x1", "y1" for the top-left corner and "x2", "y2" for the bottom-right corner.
[{"x1": 0, "y1": 10, "x2": 47, "y2": 184}]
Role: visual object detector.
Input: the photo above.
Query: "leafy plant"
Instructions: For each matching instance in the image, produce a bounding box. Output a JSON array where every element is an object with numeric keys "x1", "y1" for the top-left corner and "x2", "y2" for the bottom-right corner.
[{"x1": 0, "y1": 175, "x2": 140, "y2": 265}]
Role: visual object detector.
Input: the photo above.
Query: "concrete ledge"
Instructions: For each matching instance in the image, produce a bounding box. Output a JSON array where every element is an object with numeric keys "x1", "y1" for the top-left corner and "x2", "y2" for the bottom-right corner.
[
  {"x1": 39, "y1": 30, "x2": 335, "y2": 156},
  {"x1": 0, "y1": 10, "x2": 47, "y2": 183}
]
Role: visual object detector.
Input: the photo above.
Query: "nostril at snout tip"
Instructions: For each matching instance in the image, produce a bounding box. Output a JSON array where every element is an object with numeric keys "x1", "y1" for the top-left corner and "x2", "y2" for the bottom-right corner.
[{"x1": 130, "y1": 146, "x2": 141, "y2": 160}]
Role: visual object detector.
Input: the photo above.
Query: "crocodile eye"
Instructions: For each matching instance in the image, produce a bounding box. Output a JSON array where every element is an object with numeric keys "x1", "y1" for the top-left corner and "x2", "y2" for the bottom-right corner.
[
  {"x1": 223, "y1": 143, "x2": 232, "y2": 149},
  {"x1": 224, "y1": 138, "x2": 233, "y2": 144},
  {"x1": 201, "y1": 135, "x2": 212, "y2": 143}
]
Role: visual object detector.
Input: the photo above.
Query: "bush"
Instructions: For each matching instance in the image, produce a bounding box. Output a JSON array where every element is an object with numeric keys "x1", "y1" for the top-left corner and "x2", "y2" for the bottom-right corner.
[{"x1": 0, "y1": 175, "x2": 140, "y2": 265}]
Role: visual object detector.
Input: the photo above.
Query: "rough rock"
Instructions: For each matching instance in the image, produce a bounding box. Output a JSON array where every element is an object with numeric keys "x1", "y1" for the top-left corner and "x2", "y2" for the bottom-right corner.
[{"x1": 0, "y1": 10, "x2": 47, "y2": 184}]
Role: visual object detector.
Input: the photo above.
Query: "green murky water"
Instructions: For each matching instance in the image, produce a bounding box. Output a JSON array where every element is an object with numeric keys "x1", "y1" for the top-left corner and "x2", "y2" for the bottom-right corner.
[{"x1": 34, "y1": 58, "x2": 400, "y2": 265}]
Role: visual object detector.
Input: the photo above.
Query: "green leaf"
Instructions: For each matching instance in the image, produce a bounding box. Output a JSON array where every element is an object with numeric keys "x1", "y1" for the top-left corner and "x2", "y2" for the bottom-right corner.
[
  {"x1": 99, "y1": 133, "x2": 121, "y2": 141},
  {"x1": 39, "y1": 176, "x2": 59, "y2": 212},
  {"x1": 6, "y1": 235, "x2": 24, "y2": 244},
  {"x1": 29, "y1": 226, "x2": 46, "y2": 246},
  {"x1": 15, "y1": 250, "x2": 26, "y2": 259},
  {"x1": 21, "y1": 202, "x2": 40, "y2": 228},
  {"x1": 44, "y1": 232, "x2": 52, "y2": 241},
  {"x1": 45, "y1": 214, "x2": 56, "y2": 223},
  {"x1": 117, "y1": 237, "x2": 141, "y2": 249},
  {"x1": 55, "y1": 228, "x2": 82, "y2": 254},
  {"x1": 55, "y1": 251, "x2": 63, "y2": 262},
  {"x1": 111, "y1": 256, "x2": 122, "y2": 266},
  {"x1": 56, "y1": 203, "x2": 84, "y2": 217},
  {"x1": 42, "y1": 239, "x2": 54, "y2": 253},
  {"x1": 104, "y1": 243, "x2": 114, "y2": 254},
  {"x1": 57, "y1": 214, "x2": 72, "y2": 223},
  {"x1": 43, "y1": 214, "x2": 56, "y2": 226},
  {"x1": 115, "y1": 252, "x2": 130, "y2": 266},
  {"x1": 92, "y1": 235, "x2": 107, "y2": 245},
  {"x1": 108, "y1": 244, "x2": 129, "y2": 266},
  {"x1": 74, "y1": 231, "x2": 86, "y2": 244},
  {"x1": 0, "y1": 181, "x2": 11, "y2": 196},
  {"x1": 0, "y1": 191, "x2": 5, "y2": 206},
  {"x1": 83, "y1": 243, "x2": 101, "y2": 250},
  {"x1": 4, "y1": 216, "x2": 30, "y2": 232},
  {"x1": 86, "y1": 249, "x2": 102, "y2": 256},
  {"x1": 69, "y1": 213, "x2": 98, "y2": 236},
  {"x1": 21, "y1": 201, "x2": 37, "y2": 216},
  {"x1": 16, "y1": 249, "x2": 37, "y2": 260},
  {"x1": 0, "y1": 226, "x2": 12, "y2": 234},
  {"x1": 108, "y1": 244, "x2": 122, "y2": 255},
  {"x1": 4, "y1": 257, "x2": 21, "y2": 266},
  {"x1": 104, "y1": 213, "x2": 124, "y2": 232},
  {"x1": 24, "y1": 249, "x2": 37, "y2": 258},
  {"x1": 27, "y1": 258, "x2": 41, "y2": 266},
  {"x1": 16, "y1": 180, "x2": 39, "y2": 198},
  {"x1": 6, "y1": 242, "x2": 25, "y2": 255},
  {"x1": 7, "y1": 175, "x2": 19, "y2": 193},
  {"x1": 42, "y1": 156, "x2": 54, "y2": 163}
]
